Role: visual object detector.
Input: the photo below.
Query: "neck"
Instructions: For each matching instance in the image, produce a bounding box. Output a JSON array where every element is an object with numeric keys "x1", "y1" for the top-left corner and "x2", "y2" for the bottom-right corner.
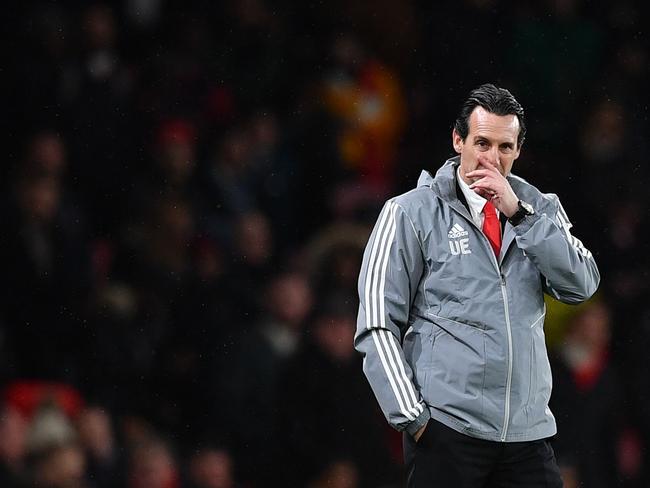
[{"x1": 458, "y1": 165, "x2": 472, "y2": 185}]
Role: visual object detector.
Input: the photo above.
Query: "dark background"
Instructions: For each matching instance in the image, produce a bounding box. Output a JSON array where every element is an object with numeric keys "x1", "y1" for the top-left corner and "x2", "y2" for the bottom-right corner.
[{"x1": 1, "y1": 1, "x2": 649, "y2": 487}]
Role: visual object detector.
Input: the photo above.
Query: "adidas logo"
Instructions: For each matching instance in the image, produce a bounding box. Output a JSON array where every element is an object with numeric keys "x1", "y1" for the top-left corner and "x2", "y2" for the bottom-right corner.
[{"x1": 447, "y1": 223, "x2": 469, "y2": 239}]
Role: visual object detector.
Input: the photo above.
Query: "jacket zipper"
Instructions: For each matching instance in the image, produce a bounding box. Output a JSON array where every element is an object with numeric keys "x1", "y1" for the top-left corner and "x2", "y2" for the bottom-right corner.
[
  {"x1": 499, "y1": 273, "x2": 513, "y2": 442},
  {"x1": 448, "y1": 206, "x2": 514, "y2": 442}
]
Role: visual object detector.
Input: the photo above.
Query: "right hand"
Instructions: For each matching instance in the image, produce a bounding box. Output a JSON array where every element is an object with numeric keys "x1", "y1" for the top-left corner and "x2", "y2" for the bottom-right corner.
[{"x1": 413, "y1": 421, "x2": 428, "y2": 443}]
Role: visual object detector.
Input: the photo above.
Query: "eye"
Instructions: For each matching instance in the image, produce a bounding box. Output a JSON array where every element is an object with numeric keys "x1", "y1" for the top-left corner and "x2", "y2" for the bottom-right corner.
[
  {"x1": 500, "y1": 145, "x2": 513, "y2": 154},
  {"x1": 476, "y1": 140, "x2": 489, "y2": 150}
]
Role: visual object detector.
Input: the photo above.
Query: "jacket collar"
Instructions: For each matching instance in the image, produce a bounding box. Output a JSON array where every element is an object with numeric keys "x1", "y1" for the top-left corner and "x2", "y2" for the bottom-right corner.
[
  {"x1": 419, "y1": 156, "x2": 536, "y2": 263},
  {"x1": 419, "y1": 156, "x2": 473, "y2": 223}
]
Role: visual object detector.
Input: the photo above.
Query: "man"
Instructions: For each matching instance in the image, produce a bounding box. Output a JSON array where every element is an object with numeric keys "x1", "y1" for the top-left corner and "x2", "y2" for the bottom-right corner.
[{"x1": 354, "y1": 84, "x2": 599, "y2": 487}]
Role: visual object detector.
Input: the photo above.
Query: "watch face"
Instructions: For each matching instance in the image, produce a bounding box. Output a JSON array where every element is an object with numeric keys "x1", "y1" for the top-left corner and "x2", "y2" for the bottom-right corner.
[{"x1": 521, "y1": 201, "x2": 534, "y2": 215}]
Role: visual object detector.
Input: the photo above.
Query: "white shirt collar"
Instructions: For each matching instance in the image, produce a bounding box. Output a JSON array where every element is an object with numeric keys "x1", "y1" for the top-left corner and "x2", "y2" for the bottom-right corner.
[{"x1": 456, "y1": 166, "x2": 498, "y2": 227}]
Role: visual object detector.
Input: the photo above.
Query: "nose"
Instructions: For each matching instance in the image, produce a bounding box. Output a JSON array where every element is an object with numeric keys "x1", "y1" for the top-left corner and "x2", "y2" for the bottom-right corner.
[{"x1": 488, "y1": 147, "x2": 501, "y2": 168}]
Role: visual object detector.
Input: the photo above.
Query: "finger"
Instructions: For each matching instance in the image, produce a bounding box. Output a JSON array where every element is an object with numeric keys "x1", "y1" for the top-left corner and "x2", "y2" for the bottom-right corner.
[
  {"x1": 470, "y1": 185, "x2": 497, "y2": 196},
  {"x1": 465, "y1": 169, "x2": 491, "y2": 178},
  {"x1": 471, "y1": 185, "x2": 501, "y2": 200},
  {"x1": 469, "y1": 179, "x2": 493, "y2": 190}
]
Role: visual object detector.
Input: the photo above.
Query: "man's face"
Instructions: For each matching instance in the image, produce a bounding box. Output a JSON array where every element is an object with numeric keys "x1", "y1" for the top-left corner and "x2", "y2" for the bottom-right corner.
[{"x1": 453, "y1": 106, "x2": 521, "y2": 184}]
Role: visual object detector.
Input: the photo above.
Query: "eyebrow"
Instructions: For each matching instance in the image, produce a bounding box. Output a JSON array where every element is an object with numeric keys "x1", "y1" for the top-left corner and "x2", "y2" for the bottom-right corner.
[{"x1": 473, "y1": 136, "x2": 515, "y2": 147}]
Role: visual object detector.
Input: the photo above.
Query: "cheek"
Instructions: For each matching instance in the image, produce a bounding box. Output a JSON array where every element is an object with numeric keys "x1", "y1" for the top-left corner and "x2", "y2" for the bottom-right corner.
[
  {"x1": 460, "y1": 151, "x2": 476, "y2": 171},
  {"x1": 462, "y1": 146, "x2": 478, "y2": 162}
]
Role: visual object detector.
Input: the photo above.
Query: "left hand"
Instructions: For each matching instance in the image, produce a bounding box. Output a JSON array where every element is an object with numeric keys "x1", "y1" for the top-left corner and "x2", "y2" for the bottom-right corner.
[
  {"x1": 413, "y1": 421, "x2": 428, "y2": 443},
  {"x1": 466, "y1": 158, "x2": 519, "y2": 217}
]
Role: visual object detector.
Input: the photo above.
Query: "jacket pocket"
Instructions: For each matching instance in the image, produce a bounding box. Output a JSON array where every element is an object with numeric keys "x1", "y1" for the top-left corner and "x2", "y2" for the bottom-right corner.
[{"x1": 421, "y1": 313, "x2": 487, "y2": 417}]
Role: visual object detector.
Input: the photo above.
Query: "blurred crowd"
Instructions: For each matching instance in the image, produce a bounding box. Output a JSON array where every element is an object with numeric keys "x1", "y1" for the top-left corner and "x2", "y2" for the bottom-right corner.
[{"x1": 1, "y1": 0, "x2": 649, "y2": 487}]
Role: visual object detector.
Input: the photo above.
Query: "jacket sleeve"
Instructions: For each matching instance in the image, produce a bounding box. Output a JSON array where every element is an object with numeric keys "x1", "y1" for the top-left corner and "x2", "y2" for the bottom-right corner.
[
  {"x1": 354, "y1": 200, "x2": 430, "y2": 435},
  {"x1": 512, "y1": 195, "x2": 600, "y2": 304}
]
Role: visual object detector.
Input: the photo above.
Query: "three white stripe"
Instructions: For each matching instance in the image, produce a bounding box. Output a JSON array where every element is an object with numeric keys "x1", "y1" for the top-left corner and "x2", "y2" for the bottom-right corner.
[{"x1": 365, "y1": 201, "x2": 422, "y2": 421}]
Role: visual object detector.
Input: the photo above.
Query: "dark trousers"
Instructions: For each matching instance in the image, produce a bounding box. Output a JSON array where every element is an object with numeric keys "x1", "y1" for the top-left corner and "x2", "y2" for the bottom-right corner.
[{"x1": 403, "y1": 419, "x2": 563, "y2": 487}]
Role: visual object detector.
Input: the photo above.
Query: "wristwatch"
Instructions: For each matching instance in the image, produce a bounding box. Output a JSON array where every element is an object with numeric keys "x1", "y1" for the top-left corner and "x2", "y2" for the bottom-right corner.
[{"x1": 508, "y1": 200, "x2": 535, "y2": 226}]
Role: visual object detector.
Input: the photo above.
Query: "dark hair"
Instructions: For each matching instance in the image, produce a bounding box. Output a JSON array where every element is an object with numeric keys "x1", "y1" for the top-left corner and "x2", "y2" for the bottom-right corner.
[{"x1": 454, "y1": 84, "x2": 526, "y2": 147}]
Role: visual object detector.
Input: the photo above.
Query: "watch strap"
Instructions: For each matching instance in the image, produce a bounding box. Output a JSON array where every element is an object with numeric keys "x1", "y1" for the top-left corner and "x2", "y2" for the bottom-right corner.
[{"x1": 508, "y1": 201, "x2": 532, "y2": 226}]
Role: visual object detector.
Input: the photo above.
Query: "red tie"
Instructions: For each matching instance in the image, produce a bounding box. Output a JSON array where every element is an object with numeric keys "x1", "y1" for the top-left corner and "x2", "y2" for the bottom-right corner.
[{"x1": 482, "y1": 201, "x2": 502, "y2": 257}]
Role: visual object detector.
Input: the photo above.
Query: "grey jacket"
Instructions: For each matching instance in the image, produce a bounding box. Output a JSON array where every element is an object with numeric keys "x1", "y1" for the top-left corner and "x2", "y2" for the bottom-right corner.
[{"x1": 355, "y1": 157, "x2": 600, "y2": 442}]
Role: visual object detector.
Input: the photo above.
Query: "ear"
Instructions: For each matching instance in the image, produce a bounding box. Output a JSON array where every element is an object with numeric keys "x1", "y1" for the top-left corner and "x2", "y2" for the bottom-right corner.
[
  {"x1": 513, "y1": 144, "x2": 522, "y2": 161},
  {"x1": 452, "y1": 129, "x2": 464, "y2": 154}
]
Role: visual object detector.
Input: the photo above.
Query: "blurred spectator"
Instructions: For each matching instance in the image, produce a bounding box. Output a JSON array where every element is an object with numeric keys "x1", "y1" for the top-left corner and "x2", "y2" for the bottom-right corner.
[
  {"x1": 100, "y1": 195, "x2": 222, "y2": 441},
  {"x1": 188, "y1": 447, "x2": 239, "y2": 488},
  {"x1": 202, "y1": 112, "x2": 298, "y2": 236},
  {"x1": 154, "y1": 119, "x2": 199, "y2": 194},
  {"x1": 4, "y1": 381, "x2": 84, "y2": 421},
  {"x1": 1, "y1": 167, "x2": 91, "y2": 383},
  {"x1": 632, "y1": 308, "x2": 650, "y2": 486},
  {"x1": 205, "y1": 125, "x2": 255, "y2": 218},
  {"x1": 137, "y1": 12, "x2": 213, "y2": 120},
  {"x1": 220, "y1": 271, "x2": 313, "y2": 484},
  {"x1": 607, "y1": 38, "x2": 649, "y2": 104},
  {"x1": 125, "y1": 0, "x2": 162, "y2": 30},
  {"x1": 25, "y1": 131, "x2": 68, "y2": 179},
  {"x1": 22, "y1": 401, "x2": 88, "y2": 488},
  {"x1": 83, "y1": 281, "x2": 166, "y2": 415},
  {"x1": 578, "y1": 99, "x2": 640, "y2": 208},
  {"x1": 550, "y1": 301, "x2": 624, "y2": 487},
  {"x1": 308, "y1": 459, "x2": 360, "y2": 488},
  {"x1": 128, "y1": 118, "x2": 205, "y2": 226},
  {"x1": 233, "y1": 211, "x2": 274, "y2": 270},
  {"x1": 127, "y1": 437, "x2": 179, "y2": 488},
  {"x1": 64, "y1": 3, "x2": 136, "y2": 236},
  {"x1": 221, "y1": 211, "x2": 275, "y2": 326},
  {"x1": 76, "y1": 407, "x2": 121, "y2": 488},
  {"x1": 0, "y1": 404, "x2": 28, "y2": 487},
  {"x1": 30, "y1": 442, "x2": 88, "y2": 488},
  {"x1": 598, "y1": 199, "x2": 649, "y2": 350},
  {"x1": 246, "y1": 111, "x2": 302, "y2": 249},
  {"x1": 24, "y1": 402, "x2": 77, "y2": 456},
  {"x1": 137, "y1": 196, "x2": 196, "y2": 279},
  {"x1": 218, "y1": 0, "x2": 288, "y2": 108},
  {"x1": 322, "y1": 33, "x2": 406, "y2": 194},
  {"x1": 83, "y1": 196, "x2": 197, "y2": 420},
  {"x1": 304, "y1": 222, "x2": 368, "y2": 296},
  {"x1": 277, "y1": 294, "x2": 398, "y2": 487}
]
